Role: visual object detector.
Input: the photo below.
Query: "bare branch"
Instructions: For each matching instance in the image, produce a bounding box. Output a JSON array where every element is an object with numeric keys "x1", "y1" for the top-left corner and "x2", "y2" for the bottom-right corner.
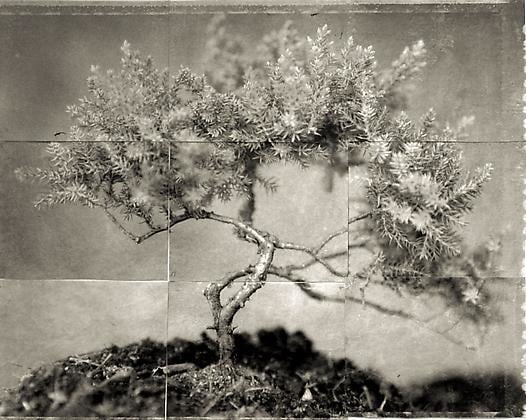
[
  {"x1": 271, "y1": 240, "x2": 347, "y2": 277},
  {"x1": 348, "y1": 212, "x2": 372, "y2": 226},
  {"x1": 269, "y1": 212, "x2": 373, "y2": 277},
  {"x1": 101, "y1": 207, "x2": 140, "y2": 242},
  {"x1": 101, "y1": 207, "x2": 193, "y2": 244},
  {"x1": 314, "y1": 212, "x2": 372, "y2": 254},
  {"x1": 136, "y1": 212, "x2": 192, "y2": 244},
  {"x1": 206, "y1": 211, "x2": 268, "y2": 245},
  {"x1": 314, "y1": 227, "x2": 347, "y2": 254},
  {"x1": 285, "y1": 239, "x2": 370, "y2": 273},
  {"x1": 205, "y1": 211, "x2": 372, "y2": 279}
]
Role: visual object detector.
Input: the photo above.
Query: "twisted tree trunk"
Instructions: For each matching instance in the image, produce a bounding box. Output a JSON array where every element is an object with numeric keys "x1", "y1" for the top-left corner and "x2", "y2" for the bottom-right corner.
[{"x1": 203, "y1": 213, "x2": 275, "y2": 366}]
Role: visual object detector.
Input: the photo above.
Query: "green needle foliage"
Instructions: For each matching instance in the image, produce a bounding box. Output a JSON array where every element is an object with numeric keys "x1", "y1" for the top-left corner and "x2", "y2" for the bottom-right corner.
[{"x1": 17, "y1": 22, "x2": 496, "y2": 351}]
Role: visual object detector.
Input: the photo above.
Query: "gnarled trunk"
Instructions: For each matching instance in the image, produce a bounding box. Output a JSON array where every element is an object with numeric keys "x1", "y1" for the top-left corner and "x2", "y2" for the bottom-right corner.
[{"x1": 202, "y1": 216, "x2": 275, "y2": 366}]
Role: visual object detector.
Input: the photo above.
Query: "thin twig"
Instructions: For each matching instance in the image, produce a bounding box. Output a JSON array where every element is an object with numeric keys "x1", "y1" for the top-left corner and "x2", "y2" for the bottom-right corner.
[
  {"x1": 101, "y1": 207, "x2": 138, "y2": 242},
  {"x1": 314, "y1": 227, "x2": 347, "y2": 254},
  {"x1": 136, "y1": 212, "x2": 193, "y2": 244},
  {"x1": 284, "y1": 239, "x2": 370, "y2": 272},
  {"x1": 101, "y1": 207, "x2": 192, "y2": 244},
  {"x1": 269, "y1": 212, "x2": 372, "y2": 277},
  {"x1": 348, "y1": 212, "x2": 372, "y2": 226},
  {"x1": 272, "y1": 240, "x2": 347, "y2": 277}
]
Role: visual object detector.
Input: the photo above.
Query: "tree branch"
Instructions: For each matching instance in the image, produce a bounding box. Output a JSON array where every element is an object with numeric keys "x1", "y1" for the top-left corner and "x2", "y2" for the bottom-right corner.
[
  {"x1": 101, "y1": 207, "x2": 140, "y2": 242},
  {"x1": 284, "y1": 239, "x2": 370, "y2": 273},
  {"x1": 314, "y1": 227, "x2": 347, "y2": 254},
  {"x1": 205, "y1": 211, "x2": 268, "y2": 244},
  {"x1": 136, "y1": 211, "x2": 192, "y2": 244},
  {"x1": 314, "y1": 212, "x2": 372, "y2": 254},
  {"x1": 101, "y1": 207, "x2": 193, "y2": 244},
  {"x1": 274, "y1": 212, "x2": 372, "y2": 276},
  {"x1": 348, "y1": 212, "x2": 372, "y2": 226},
  {"x1": 273, "y1": 239, "x2": 348, "y2": 278},
  {"x1": 205, "y1": 210, "x2": 372, "y2": 279}
]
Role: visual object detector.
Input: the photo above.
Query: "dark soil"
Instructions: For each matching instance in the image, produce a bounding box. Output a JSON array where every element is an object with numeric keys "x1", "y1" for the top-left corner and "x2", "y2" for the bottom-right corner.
[{"x1": 0, "y1": 328, "x2": 523, "y2": 417}]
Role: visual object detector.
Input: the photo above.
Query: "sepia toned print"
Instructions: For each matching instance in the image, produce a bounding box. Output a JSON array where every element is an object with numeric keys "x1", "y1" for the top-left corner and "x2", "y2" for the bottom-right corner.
[{"x1": 0, "y1": 1, "x2": 523, "y2": 417}]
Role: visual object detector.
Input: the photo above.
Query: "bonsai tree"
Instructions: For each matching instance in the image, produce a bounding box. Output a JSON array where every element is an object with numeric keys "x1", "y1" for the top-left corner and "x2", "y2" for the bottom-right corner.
[{"x1": 16, "y1": 22, "x2": 499, "y2": 368}]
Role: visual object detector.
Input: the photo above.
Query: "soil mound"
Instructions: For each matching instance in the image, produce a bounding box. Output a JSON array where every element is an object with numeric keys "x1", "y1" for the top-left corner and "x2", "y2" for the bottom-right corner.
[{"x1": 0, "y1": 328, "x2": 521, "y2": 417}]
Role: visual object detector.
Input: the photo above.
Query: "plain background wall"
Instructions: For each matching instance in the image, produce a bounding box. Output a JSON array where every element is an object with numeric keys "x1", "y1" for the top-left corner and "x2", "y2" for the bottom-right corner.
[{"x1": 0, "y1": 3, "x2": 523, "y2": 390}]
